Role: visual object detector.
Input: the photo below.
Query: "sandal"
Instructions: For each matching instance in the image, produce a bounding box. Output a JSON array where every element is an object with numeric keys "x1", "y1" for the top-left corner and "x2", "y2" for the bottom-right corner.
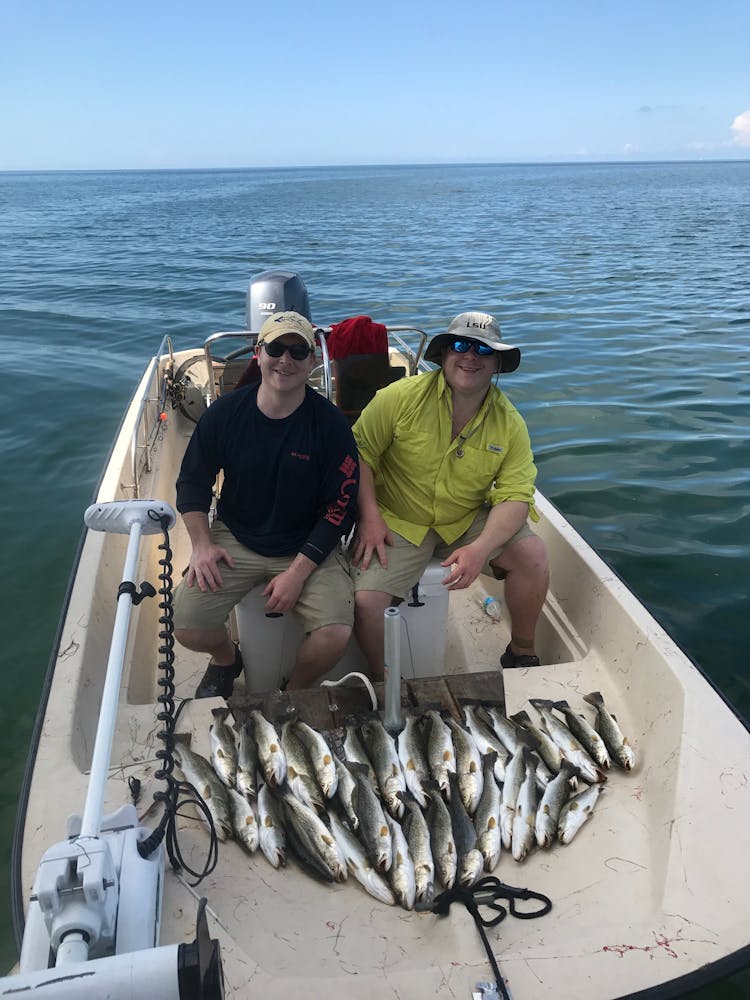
[
  {"x1": 194, "y1": 643, "x2": 244, "y2": 699},
  {"x1": 500, "y1": 642, "x2": 540, "y2": 669}
]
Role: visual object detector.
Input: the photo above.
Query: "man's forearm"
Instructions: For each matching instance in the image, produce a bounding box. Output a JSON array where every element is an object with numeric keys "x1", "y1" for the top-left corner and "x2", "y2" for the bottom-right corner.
[
  {"x1": 357, "y1": 459, "x2": 381, "y2": 519},
  {"x1": 475, "y1": 501, "x2": 529, "y2": 560},
  {"x1": 286, "y1": 552, "x2": 318, "y2": 584},
  {"x1": 182, "y1": 510, "x2": 213, "y2": 549}
]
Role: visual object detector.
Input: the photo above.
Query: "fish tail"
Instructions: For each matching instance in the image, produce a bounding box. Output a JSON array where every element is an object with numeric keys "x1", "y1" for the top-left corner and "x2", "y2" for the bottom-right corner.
[
  {"x1": 583, "y1": 691, "x2": 604, "y2": 708},
  {"x1": 509, "y1": 709, "x2": 531, "y2": 725},
  {"x1": 529, "y1": 697, "x2": 554, "y2": 710}
]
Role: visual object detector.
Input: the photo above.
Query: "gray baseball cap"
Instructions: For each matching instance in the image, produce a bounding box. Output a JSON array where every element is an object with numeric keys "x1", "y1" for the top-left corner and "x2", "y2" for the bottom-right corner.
[{"x1": 424, "y1": 311, "x2": 521, "y2": 373}]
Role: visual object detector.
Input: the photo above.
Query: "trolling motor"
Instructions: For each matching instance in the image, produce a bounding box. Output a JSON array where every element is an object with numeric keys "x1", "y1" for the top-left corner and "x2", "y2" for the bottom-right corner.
[{"x1": 1, "y1": 500, "x2": 224, "y2": 999}]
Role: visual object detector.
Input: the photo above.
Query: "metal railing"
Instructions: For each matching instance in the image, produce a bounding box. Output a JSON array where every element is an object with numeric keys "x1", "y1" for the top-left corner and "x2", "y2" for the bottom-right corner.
[
  {"x1": 201, "y1": 325, "x2": 429, "y2": 400},
  {"x1": 126, "y1": 324, "x2": 430, "y2": 498},
  {"x1": 128, "y1": 335, "x2": 174, "y2": 498}
]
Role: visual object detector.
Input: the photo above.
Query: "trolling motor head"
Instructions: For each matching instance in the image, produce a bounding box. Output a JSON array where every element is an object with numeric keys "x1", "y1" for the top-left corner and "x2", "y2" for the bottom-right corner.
[
  {"x1": 84, "y1": 500, "x2": 176, "y2": 535},
  {"x1": 246, "y1": 269, "x2": 311, "y2": 332}
]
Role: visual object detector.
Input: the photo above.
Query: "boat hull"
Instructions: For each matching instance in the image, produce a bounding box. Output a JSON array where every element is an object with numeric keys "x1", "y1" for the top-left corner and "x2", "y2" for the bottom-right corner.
[{"x1": 12, "y1": 345, "x2": 750, "y2": 999}]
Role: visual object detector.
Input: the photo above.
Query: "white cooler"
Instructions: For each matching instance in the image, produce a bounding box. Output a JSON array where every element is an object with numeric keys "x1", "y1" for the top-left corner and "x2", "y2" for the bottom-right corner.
[{"x1": 234, "y1": 559, "x2": 449, "y2": 693}]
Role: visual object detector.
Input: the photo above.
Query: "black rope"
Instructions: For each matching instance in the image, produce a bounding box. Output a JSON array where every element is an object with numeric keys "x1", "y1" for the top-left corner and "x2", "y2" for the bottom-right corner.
[
  {"x1": 430, "y1": 876, "x2": 553, "y2": 1000},
  {"x1": 136, "y1": 511, "x2": 219, "y2": 886}
]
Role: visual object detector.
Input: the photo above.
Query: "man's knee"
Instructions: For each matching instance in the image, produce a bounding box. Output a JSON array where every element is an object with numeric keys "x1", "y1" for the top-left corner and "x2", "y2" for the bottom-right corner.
[
  {"x1": 312, "y1": 622, "x2": 352, "y2": 656},
  {"x1": 354, "y1": 589, "x2": 394, "y2": 613},
  {"x1": 492, "y1": 533, "x2": 548, "y2": 576},
  {"x1": 174, "y1": 626, "x2": 230, "y2": 653}
]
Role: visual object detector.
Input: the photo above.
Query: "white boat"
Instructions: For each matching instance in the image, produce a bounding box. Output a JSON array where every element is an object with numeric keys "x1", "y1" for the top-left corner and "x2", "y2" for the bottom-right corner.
[{"x1": 6, "y1": 271, "x2": 750, "y2": 999}]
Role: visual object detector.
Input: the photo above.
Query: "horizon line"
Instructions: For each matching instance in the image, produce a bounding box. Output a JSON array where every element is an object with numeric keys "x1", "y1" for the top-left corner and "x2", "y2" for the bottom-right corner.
[{"x1": 2, "y1": 156, "x2": 749, "y2": 175}]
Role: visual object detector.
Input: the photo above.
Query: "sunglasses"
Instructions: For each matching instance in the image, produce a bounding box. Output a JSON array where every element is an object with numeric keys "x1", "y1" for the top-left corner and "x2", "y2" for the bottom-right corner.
[
  {"x1": 449, "y1": 338, "x2": 496, "y2": 357},
  {"x1": 262, "y1": 340, "x2": 313, "y2": 361}
]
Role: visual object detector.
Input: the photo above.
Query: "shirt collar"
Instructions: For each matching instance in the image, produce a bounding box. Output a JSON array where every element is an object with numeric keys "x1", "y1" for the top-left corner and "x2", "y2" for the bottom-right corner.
[{"x1": 437, "y1": 368, "x2": 496, "y2": 421}]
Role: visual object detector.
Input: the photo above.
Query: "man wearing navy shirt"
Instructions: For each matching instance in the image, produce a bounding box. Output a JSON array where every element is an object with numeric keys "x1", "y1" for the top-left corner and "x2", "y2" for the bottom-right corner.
[{"x1": 174, "y1": 311, "x2": 359, "y2": 697}]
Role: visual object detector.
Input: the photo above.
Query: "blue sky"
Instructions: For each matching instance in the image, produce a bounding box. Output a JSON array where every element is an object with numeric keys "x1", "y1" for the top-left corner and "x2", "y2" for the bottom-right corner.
[{"x1": 1, "y1": 0, "x2": 749, "y2": 170}]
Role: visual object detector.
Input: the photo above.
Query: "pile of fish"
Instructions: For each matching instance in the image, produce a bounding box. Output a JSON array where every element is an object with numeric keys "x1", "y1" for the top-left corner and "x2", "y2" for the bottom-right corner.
[{"x1": 172, "y1": 691, "x2": 636, "y2": 911}]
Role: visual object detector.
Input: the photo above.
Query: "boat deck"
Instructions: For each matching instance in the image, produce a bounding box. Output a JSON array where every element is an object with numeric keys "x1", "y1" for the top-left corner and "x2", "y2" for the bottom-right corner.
[{"x1": 13, "y1": 344, "x2": 750, "y2": 999}]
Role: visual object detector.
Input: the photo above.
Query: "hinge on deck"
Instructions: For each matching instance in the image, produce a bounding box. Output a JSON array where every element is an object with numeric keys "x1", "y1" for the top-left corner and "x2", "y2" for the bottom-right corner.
[{"x1": 473, "y1": 983, "x2": 504, "y2": 1000}]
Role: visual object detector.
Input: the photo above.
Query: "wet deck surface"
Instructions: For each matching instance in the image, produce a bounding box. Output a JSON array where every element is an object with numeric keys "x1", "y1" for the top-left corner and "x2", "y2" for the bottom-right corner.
[{"x1": 229, "y1": 669, "x2": 505, "y2": 734}]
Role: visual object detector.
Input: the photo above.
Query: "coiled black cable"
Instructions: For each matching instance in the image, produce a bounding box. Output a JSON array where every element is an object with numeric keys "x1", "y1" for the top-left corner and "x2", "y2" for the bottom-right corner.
[
  {"x1": 137, "y1": 510, "x2": 219, "y2": 886},
  {"x1": 430, "y1": 876, "x2": 553, "y2": 1000}
]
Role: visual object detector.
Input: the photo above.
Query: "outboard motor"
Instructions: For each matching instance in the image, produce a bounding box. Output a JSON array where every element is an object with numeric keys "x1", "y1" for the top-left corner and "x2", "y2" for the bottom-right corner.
[{"x1": 246, "y1": 270, "x2": 311, "y2": 331}]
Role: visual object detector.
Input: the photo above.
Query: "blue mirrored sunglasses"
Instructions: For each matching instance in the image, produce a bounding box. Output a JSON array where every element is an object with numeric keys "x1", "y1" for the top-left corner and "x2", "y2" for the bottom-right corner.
[{"x1": 449, "y1": 338, "x2": 496, "y2": 357}]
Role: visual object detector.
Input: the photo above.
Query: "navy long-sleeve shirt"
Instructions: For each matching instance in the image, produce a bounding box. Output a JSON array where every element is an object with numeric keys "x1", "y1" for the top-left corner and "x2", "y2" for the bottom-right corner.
[{"x1": 176, "y1": 384, "x2": 359, "y2": 565}]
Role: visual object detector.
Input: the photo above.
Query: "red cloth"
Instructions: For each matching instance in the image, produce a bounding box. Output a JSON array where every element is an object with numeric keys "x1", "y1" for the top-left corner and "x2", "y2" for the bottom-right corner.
[{"x1": 327, "y1": 315, "x2": 388, "y2": 360}]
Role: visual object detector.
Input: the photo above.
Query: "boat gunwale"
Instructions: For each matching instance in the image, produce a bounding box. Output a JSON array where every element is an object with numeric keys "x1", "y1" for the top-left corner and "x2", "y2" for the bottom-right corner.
[
  {"x1": 8, "y1": 343, "x2": 173, "y2": 953},
  {"x1": 535, "y1": 492, "x2": 750, "y2": 734}
]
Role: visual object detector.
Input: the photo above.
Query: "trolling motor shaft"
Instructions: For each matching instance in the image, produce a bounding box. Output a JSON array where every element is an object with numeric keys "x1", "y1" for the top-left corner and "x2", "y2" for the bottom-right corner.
[{"x1": 2, "y1": 500, "x2": 227, "y2": 998}]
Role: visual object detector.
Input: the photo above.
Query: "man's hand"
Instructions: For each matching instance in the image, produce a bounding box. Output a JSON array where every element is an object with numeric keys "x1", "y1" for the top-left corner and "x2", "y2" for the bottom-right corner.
[
  {"x1": 186, "y1": 542, "x2": 235, "y2": 592},
  {"x1": 263, "y1": 565, "x2": 307, "y2": 613},
  {"x1": 351, "y1": 511, "x2": 394, "y2": 570},
  {"x1": 440, "y1": 542, "x2": 485, "y2": 590}
]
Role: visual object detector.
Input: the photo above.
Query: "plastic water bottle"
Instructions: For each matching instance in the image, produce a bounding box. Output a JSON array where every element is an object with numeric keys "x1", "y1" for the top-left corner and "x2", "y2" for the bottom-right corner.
[{"x1": 481, "y1": 595, "x2": 502, "y2": 619}]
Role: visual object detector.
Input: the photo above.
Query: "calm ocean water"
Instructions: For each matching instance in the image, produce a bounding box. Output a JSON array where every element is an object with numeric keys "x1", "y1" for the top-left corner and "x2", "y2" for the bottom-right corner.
[{"x1": 1, "y1": 162, "x2": 749, "y2": 994}]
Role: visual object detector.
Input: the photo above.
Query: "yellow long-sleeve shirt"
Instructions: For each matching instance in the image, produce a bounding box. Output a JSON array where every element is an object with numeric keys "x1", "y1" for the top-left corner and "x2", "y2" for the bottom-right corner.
[{"x1": 352, "y1": 369, "x2": 538, "y2": 547}]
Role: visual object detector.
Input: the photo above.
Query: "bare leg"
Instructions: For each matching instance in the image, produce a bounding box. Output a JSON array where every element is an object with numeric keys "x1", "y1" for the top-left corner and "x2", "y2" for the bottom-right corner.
[
  {"x1": 490, "y1": 535, "x2": 549, "y2": 657},
  {"x1": 175, "y1": 627, "x2": 236, "y2": 665},
  {"x1": 175, "y1": 626, "x2": 242, "y2": 698},
  {"x1": 287, "y1": 624, "x2": 353, "y2": 690},
  {"x1": 353, "y1": 589, "x2": 395, "y2": 681}
]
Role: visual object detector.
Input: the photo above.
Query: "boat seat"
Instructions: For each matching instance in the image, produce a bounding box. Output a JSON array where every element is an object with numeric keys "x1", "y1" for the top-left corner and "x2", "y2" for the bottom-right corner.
[
  {"x1": 234, "y1": 559, "x2": 448, "y2": 693},
  {"x1": 219, "y1": 356, "x2": 259, "y2": 394},
  {"x1": 333, "y1": 352, "x2": 406, "y2": 424}
]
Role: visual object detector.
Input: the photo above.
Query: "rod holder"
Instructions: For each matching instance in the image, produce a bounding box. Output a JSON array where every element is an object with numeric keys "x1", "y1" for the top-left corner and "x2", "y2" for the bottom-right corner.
[{"x1": 383, "y1": 606, "x2": 403, "y2": 735}]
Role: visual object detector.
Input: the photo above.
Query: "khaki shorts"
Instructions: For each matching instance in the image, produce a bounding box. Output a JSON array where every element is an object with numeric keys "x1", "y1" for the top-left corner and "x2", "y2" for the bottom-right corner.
[
  {"x1": 173, "y1": 521, "x2": 354, "y2": 633},
  {"x1": 351, "y1": 508, "x2": 535, "y2": 600}
]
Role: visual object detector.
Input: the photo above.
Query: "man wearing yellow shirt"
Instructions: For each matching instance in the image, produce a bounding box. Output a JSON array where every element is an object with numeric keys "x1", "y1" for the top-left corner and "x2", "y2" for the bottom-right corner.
[{"x1": 350, "y1": 311, "x2": 549, "y2": 677}]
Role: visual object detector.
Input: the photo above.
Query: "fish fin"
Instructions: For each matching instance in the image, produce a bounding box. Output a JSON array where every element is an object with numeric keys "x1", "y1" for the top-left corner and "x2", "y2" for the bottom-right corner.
[
  {"x1": 582, "y1": 691, "x2": 604, "y2": 708},
  {"x1": 211, "y1": 706, "x2": 231, "y2": 721},
  {"x1": 516, "y1": 728, "x2": 539, "y2": 750},
  {"x1": 173, "y1": 732, "x2": 192, "y2": 746},
  {"x1": 529, "y1": 698, "x2": 555, "y2": 710},
  {"x1": 345, "y1": 760, "x2": 370, "y2": 778},
  {"x1": 559, "y1": 760, "x2": 581, "y2": 780},
  {"x1": 551, "y1": 699, "x2": 570, "y2": 710},
  {"x1": 509, "y1": 709, "x2": 531, "y2": 725}
]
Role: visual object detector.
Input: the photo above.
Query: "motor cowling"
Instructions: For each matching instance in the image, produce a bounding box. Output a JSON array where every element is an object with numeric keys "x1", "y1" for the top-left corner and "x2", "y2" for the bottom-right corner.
[{"x1": 246, "y1": 270, "x2": 311, "y2": 331}]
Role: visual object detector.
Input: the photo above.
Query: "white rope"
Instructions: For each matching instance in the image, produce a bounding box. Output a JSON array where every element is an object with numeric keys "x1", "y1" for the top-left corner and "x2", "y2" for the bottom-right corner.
[{"x1": 320, "y1": 671, "x2": 378, "y2": 711}]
